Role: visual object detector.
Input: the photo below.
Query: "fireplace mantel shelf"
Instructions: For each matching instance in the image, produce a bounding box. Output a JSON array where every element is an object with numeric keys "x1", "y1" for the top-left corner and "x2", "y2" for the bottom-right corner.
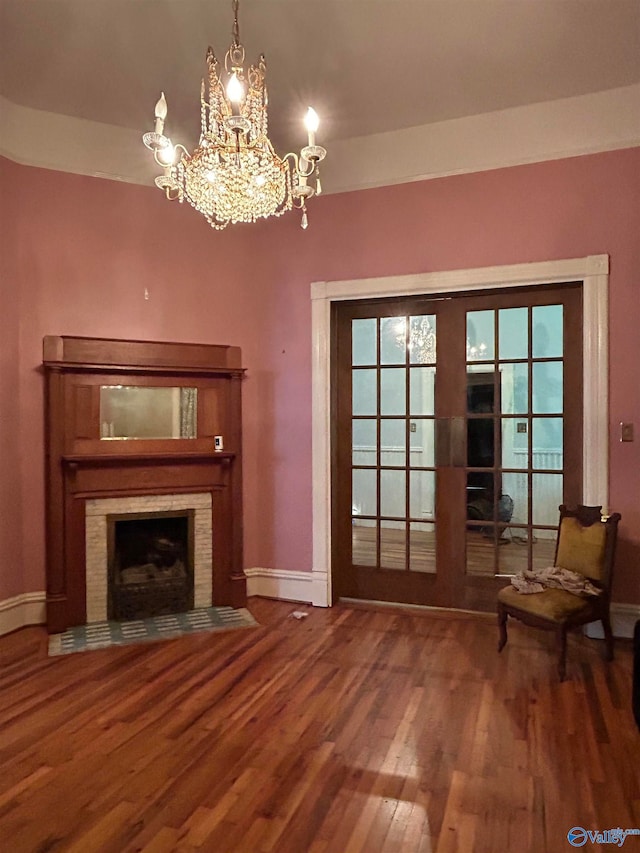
[{"x1": 44, "y1": 361, "x2": 246, "y2": 378}]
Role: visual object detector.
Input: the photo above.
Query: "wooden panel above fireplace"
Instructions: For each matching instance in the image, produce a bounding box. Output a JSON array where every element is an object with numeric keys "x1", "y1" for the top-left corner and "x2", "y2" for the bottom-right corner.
[{"x1": 43, "y1": 336, "x2": 246, "y2": 633}]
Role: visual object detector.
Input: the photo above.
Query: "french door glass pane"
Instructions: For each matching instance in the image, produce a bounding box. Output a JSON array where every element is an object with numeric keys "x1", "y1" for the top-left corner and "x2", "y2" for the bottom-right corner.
[
  {"x1": 352, "y1": 468, "x2": 376, "y2": 518},
  {"x1": 380, "y1": 419, "x2": 406, "y2": 466},
  {"x1": 381, "y1": 521, "x2": 405, "y2": 569},
  {"x1": 533, "y1": 305, "x2": 563, "y2": 358},
  {"x1": 532, "y1": 418, "x2": 563, "y2": 466},
  {"x1": 502, "y1": 419, "x2": 528, "y2": 469},
  {"x1": 500, "y1": 363, "x2": 528, "y2": 414},
  {"x1": 352, "y1": 318, "x2": 377, "y2": 365},
  {"x1": 380, "y1": 469, "x2": 406, "y2": 517},
  {"x1": 499, "y1": 307, "x2": 528, "y2": 359},
  {"x1": 353, "y1": 521, "x2": 377, "y2": 566},
  {"x1": 467, "y1": 417, "x2": 494, "y2": 467},
  {"x1": 380, "y1": 317, "x2": 406, "y2": 365},
  {"x1": 352, "y1": 369, "x2": 377, "y2": 415},
  {"x1": 532, "y1": 361, "x2": 563, "y2": 413},
  {"x1": 410, "y1": 470, "x2": 435, "y2": 519},
  {"x1": 466, "y1": 530, "x2": 493, "y2": 576},
  {"x1": 467, "y1": 310, "x2": 495, "y2": 361},
  {"x1": 502, "y1": 472, "x2": 528, "y2": 525},
  {"x1": 532, "y1": 473, "x2": 563, "y2": 525},
  {"x1": 409, "y1": 315, "x2": 437, "y2": 364},
  {"x1": 410, "y1": 367, "x2": 435, "y2": 415},
  {"x1": 532, "y1": 528, "x2": 558, "y2": 571},
  {"x1": 467, "y1": 377, "x2": 495, "y2": 414},
  {"x1": 410, "y1": 522, "x2": 436, "y2": 573},
  {"x1": 352, "y1": 418, "x2": 376, "y2": 465},
  {"x1": 410, "y1": 419, "x2": 435, "y2": 467},
  {"x1": 381, "y1": 368, "x2": 406, "y2": 415}
]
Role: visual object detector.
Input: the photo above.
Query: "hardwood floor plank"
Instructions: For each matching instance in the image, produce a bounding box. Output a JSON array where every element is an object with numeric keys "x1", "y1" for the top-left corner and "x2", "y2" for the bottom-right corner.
[{"x1": 0, "y1": 597, "x2": 636, "y2": 853}]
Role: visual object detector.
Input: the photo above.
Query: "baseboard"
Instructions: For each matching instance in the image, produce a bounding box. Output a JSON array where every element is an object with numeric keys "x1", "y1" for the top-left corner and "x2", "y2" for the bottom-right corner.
[
  {"x1": 584, "y1": 603, "x2": 640, "y2": 640},
  {"x1": 2, "y1": 587, "x2": 635, "y2": 638},
  {"x1": 245, "y1": 568, "x2": 329, "y2": 607},
  {"x1": 244, "y1": 570, "x2": 640, "y2": 637},
  {"x1": 0, "y1": 592, "x2": 47, "y2": 636}
]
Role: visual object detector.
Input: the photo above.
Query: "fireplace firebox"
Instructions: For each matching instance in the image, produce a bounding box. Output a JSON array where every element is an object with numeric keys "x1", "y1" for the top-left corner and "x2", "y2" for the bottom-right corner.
[{"x1": 108, "y1": 511, "x2": 195, "y2": 621}]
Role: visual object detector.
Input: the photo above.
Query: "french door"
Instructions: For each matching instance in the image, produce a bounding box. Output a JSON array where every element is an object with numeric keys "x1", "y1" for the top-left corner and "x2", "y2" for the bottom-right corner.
[{"x1": 331, "y1": 283, "x2": 583, "y2": 611}]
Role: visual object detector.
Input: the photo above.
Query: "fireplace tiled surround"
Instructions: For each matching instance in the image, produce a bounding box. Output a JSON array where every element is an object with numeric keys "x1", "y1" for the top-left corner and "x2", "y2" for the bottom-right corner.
[{"x1": 86, "y1": 493, "x2": 213, "y2": 624}]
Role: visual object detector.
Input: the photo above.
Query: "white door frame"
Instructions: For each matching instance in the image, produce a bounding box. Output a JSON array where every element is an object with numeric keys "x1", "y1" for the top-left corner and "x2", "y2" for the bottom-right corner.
[{"x1": 310, "y1": 255, "x2": 610, "y2": 607}]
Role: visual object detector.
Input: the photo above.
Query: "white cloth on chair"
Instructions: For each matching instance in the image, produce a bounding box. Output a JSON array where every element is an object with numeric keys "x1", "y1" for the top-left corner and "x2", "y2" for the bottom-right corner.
[{"x1": 511, "y1": 565, "x2": 602, "y2": 597}]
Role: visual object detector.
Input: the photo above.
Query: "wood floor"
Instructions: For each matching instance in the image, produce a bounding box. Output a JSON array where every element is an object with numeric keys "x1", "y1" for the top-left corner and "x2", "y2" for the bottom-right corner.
[{"x1": 0, "y1": 598, "x2": 638, "y2": 852}]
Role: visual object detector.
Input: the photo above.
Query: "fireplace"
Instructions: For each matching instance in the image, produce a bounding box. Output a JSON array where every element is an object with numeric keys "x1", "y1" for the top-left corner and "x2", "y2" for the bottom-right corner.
[
  {"x1": 43, "y1": 335, "x2": 246, "y2": 633},
  {"x1": 108, "y1": 510, "x2": 194, "y2": 621},
  {"x1": 86, "y1": 493, "x2": 213, "y2": 625}
]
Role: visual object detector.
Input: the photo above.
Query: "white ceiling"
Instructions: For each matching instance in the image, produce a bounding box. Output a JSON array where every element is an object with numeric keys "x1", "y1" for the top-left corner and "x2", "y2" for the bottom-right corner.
[{"x1": 1, "y1": 0, "x2": 639, "y2": 156}]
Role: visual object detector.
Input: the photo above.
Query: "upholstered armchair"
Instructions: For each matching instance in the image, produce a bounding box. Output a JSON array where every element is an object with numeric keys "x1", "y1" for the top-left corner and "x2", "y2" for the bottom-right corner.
[{"x1": 497, "y1": 505, "x2": 621, "y2": 681}]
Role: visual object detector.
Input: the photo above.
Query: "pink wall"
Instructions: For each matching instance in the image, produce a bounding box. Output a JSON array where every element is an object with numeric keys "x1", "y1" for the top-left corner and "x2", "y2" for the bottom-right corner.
[
  {"x1": 0, "y1": 161, "x2": 23, "y2": 599},
  {"x1": 1, "y1": 147, "x2": 638, "y2": 605}
]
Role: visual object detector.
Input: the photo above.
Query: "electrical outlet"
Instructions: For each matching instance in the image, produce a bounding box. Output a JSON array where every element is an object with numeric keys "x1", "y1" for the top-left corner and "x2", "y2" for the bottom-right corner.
[{"x1": 620, "y1": 422, "x2": 634, "y2": 442}]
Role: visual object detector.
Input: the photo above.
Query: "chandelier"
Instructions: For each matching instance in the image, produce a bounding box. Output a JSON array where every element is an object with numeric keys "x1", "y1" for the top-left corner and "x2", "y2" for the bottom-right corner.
[{"x1": 142, "y1": 0, "x2": 326, "y2": 230}]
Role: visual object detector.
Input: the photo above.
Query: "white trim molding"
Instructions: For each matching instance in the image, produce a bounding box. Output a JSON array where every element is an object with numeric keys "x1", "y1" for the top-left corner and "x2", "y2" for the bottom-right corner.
[
  {"x1": 245, "y1": 568, "x2": 326, "y2": 606},
  {"x1": 311, "y1": 254, "x2": 610, "y2": 608},
  {"x1": 1, "y1": 86, "x2": 638, "y2": 194},
  {"x1": 585, "y1": 604, "x2": 640, "y2": 640},
  {"x1": 0, "y1": 592, "x2": 47, "y2": 636},
  {"x1": 327, "y1": 85, "x2": 640, "y2": 195}
]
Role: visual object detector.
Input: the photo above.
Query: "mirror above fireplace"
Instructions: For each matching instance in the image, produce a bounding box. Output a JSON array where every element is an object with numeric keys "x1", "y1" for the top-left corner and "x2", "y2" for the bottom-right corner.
[{"x1": 100, "y1": 385, "x2": 197, "y2": 439}]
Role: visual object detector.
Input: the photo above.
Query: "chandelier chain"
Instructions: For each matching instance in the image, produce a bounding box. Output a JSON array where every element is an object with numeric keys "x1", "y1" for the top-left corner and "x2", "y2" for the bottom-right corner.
[{"x1": 232, "y1": 0, "x2": 240, "y2": 47}]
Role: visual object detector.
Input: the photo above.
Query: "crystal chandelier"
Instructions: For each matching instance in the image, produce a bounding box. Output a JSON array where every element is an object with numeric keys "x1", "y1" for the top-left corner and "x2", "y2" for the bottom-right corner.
[{"x1": 142, "y1": 0, "x2": 326, "y2": 230}]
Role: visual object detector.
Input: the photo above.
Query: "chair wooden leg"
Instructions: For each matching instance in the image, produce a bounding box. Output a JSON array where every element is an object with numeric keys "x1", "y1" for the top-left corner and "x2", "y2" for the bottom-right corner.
[
  {"x1": 557, "y1": 626, "x2": 567, "y2": 681},
  {"x1": 602, "y1": 613, "x2": 615, "y2": 662},
  {"x1": 497, "y1": 605, "x2": 508, "y2": 652}
]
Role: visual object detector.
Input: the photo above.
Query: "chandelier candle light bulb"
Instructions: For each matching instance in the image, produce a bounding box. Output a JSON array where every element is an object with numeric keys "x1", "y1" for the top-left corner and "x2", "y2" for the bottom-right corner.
[
  {"x1": 157, "y1": 142, "x2": 176, "y2": 166},
  {"x1": 226, "y1": 72, "x2": 244, "y2": 105},
  {"x1": 142, "y1": 0, "x2": 327, "y2": 230},
  {"x1": 304, "y1": 107, "x2": 319, "y2": 147},
  {"x1": 154, "y1": 92, "x2": 167, "y2": 135}
]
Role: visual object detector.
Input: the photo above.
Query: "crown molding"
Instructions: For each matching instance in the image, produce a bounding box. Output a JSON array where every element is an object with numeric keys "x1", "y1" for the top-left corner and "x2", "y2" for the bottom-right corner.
[
  {"x1": 1, "y1": 85, "x2": 639, "y2": 194},
  {"x1": 327, "y1": 84, "x2": 640, "y2": 193}
]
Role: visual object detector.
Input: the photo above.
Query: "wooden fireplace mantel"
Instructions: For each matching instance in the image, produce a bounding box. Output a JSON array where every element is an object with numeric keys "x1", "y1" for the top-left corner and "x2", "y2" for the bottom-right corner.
[{"x1": 43, "y1": 335, "x2": 247, "y2": 633}]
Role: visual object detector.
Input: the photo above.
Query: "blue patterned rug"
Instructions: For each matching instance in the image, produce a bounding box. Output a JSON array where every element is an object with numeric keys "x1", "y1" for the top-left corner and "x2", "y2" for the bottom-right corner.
[{"x1": 48, "y1": 607, "x2": 258, "y2": 656}]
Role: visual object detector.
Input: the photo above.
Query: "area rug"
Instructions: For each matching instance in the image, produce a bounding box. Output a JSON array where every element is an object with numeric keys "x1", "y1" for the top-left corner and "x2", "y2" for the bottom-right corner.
[{"x1": 48, "y1": 606, "x2": 258, "y2": 656}]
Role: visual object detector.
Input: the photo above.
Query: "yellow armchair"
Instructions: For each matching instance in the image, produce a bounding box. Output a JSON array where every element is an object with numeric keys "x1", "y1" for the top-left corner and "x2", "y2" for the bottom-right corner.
[{"x1": 497, "y1": 505, "x2": 621, "y2": 681}]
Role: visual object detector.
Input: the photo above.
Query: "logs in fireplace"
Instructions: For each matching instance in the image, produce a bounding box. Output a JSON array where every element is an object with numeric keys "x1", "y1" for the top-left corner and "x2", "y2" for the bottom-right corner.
[{"x1": 108, "y1": 511, "x2": 194, "y2": 621}]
